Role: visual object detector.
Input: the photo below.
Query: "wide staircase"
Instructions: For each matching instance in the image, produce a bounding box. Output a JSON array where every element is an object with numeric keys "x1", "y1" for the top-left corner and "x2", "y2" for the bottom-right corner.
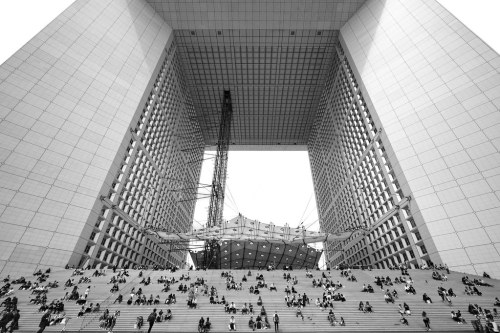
[{"x1": 2, "y1": 267, "x2": 499, "y2": 332}]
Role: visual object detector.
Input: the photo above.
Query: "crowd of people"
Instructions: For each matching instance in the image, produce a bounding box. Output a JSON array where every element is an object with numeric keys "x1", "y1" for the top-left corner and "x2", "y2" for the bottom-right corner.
[{"x1": 0, "y1": 263, "x2": 500, "y2": 332}]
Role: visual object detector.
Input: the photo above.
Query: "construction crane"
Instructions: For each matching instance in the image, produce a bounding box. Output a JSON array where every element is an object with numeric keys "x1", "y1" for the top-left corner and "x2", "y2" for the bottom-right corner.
[{"x1": 203, "y1": 90, "x2": 233, "y2": 268}]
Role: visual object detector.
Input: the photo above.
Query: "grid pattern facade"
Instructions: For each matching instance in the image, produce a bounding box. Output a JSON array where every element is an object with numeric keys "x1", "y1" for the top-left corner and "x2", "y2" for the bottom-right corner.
[
  {"x1": 341, "y1": 0, "x2": 500, "y2": 277},
  {"x1": 175, "y1": 29, "x2": 337, "y2": 146},
  {"x1": 0, "y1": 0, "x2": 171, "y2": 275},
  {"x1": 143, "y1": 0, "x2": 366, "y2": 146},
  {"x1": 81, "y1": 42, "x2": 204, "y2": 269},
  {"x1": 309, "y1": 44, "x2": 424, "y2": 269},
  {"x1": 146, "y1": 0, "x2": 365, "y2": 31}
]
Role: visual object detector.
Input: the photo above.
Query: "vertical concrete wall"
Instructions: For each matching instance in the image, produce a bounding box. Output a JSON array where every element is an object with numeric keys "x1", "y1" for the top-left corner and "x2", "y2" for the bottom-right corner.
[
  {"x1": 341, "y1": 0, "x2": 500, "y2": 276},
  {"x1": 0, "y1": 0, "x2": 172, "y2": 274}
]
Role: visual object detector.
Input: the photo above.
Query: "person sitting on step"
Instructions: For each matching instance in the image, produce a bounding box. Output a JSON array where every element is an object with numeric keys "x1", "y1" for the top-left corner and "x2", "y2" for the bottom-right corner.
[
  {"x1": 248, "y1": 316, "x2": 256, "y2": 331},
  {"x1": 256, "y1": 315, "x2": 263, "y2": 329},
  {"x1": 161, "y1": 309, "x2": 171, "y2": 321},
  {"x1": 229, "y1": 302, "x2": 237, "y2": 314},
  {"x1": 364, "y1": 301, "x2": 373, "y2": 313},
  {"x1": 198, "y1": 317, "x2": 205, "y2": 332},
  {"x1": 114, "y1": 294, "x2": 123, "y2": 304},
  {"x1": 451, "y1": 310, "x2": 467, "y2": 324},
  {"x1": 228, "y1": 316, "x2": 236, "y2": 331},
  {"x1": 204, "y1": 317, "x2": 211, "y2": 331},
  {"x1": 260, "y1": 306, "x2": 266, "y2": 316},
  {"x1": 403, "y1": 302, "x2": 411, "y2": 315}
]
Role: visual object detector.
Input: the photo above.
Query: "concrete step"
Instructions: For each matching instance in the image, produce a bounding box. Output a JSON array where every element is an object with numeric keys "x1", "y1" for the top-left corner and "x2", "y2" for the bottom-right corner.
[{"x1": 2, "y1": 268, "x2": 497, "y2": 332}]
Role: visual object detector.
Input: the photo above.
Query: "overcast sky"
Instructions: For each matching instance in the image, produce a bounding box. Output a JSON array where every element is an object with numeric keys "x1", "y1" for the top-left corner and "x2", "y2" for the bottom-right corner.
[{"x1": 0, "y1": 1, "x2": 498, "y2": 262}]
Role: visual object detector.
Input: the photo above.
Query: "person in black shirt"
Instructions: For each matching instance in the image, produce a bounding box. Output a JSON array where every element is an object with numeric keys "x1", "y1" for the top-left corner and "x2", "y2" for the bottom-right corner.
[
  {"x1": 147, "y1": 308, "x2": 156, "y2": 333},
  {"x1": 37, "y1": 310, "x2": 51, "y2": 333}
]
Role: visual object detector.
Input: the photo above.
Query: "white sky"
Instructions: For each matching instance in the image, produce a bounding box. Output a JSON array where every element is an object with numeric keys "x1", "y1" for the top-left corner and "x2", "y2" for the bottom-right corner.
[
  {"x1": 193, "y1": 150, "x2": 319, "y2": 229},
  {"x1": 0, "y1": 1, "x2": 498, "y2": 265},
  {"x1": 0, "y1": 0, "x2": 75, "y2": 65},
  {"x1": 437, "y1": 0, "x2": 500, "y2": 54}
]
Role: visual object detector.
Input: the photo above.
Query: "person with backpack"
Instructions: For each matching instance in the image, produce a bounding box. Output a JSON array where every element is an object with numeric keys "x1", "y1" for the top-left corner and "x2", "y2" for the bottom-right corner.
[
  {"x1": 273, "y1": 311, "x2": 279, "y2": 331},
  {"x1": 147, "y1": 309, "x2": 157, "y2": 333}
]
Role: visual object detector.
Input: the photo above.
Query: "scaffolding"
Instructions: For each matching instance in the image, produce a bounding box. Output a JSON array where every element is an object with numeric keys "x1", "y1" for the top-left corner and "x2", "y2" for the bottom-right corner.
[{"x1": 203, "y1": 90, "x2": 233, "y2": 268}]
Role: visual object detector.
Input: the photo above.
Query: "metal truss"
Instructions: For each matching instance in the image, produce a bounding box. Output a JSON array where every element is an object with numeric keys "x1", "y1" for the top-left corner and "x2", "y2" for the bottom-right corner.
[{"x1": 203, "y1": 90, "x2": 233, "y2": 268}]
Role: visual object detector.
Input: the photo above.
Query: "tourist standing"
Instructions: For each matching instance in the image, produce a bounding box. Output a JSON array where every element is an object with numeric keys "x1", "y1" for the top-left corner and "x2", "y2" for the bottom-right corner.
[{"x1": 273, "y1": 311, "x2": 279, "y2": 331}]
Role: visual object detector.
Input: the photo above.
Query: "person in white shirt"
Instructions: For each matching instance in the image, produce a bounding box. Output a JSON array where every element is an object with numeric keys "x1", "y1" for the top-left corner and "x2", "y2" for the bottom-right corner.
[{"x1": 229, "y1": 316, "x2": 236, "y2": 331}]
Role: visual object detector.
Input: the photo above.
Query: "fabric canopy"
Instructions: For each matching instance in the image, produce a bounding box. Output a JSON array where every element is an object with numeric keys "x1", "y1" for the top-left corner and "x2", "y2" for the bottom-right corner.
[
  {"x1": 190, "y1": 240, "x2": 322, "y2": 270},
  {"x1": 145, "y1": 215, "x2": 364, "y2": 244}
]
